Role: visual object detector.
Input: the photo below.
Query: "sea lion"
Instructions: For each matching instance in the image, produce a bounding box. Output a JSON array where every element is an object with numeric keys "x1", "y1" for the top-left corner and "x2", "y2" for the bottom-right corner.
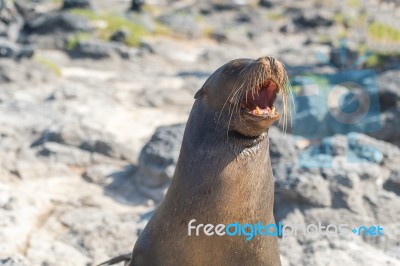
[{"x1": 100, "y1": 56, "x2": 290, "y2": 266}]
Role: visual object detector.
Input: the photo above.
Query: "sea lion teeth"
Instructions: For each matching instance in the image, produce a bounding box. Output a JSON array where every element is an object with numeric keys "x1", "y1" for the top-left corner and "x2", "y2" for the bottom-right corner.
[
  {"x1": 255, "y1": 106, "x2": 261, "y2": 115},
  {"x1": 271, "y1": 107, "x2": 275, "y2": 113}
]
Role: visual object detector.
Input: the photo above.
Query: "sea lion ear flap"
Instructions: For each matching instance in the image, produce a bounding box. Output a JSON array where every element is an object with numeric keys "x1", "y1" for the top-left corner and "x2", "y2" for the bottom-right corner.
[{"x1": 194, "y1": 87, "x2": 205, "y2": 99}]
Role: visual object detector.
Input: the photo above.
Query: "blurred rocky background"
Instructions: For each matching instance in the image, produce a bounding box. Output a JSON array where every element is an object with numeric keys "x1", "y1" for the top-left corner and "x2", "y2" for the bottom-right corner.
[{"x1": 0, "y1": 0, "x2": 399, "y2": 265}]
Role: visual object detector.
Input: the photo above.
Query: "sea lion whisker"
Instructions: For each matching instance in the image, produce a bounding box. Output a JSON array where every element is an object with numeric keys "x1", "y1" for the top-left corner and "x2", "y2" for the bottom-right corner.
[
  {"x1": 218, "y1": 91, "x2": 236, "y2": 124},
  {"x1": 217, "y1": 81, "x2": 245, "y2": 126},
  {"x1": 224, "y1": 83, "x2": 246, "y2": 138},
  {"x1": 277, "y1": 77, "x2": 292, "y2": 134},
  {"x1": 235, "y1": 90, "x2": 246, "y2": 125},
  {"x1": 224, "y1": 97, "x2": 237, "y2": 135},
  {"x1": 226, "y1": 96, "x2": 238, "y2": 140}
]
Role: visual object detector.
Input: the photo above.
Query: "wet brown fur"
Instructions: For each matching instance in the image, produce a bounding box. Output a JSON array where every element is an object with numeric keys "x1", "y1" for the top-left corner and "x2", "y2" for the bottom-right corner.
[{"x1": 101, "y1": 57, "x2": 291, "y2": 266}]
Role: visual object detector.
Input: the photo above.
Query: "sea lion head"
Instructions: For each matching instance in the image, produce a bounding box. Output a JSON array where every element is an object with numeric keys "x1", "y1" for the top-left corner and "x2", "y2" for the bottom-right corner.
[{"x1": 195, "y1": 56, "x2": 290, "y2": 138}]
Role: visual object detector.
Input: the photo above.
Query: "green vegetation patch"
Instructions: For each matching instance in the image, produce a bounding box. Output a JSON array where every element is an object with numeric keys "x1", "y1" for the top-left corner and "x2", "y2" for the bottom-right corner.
[
  {"x1": 346, "y1": 0, "x2": 361, "y2": 8},
  {"x1": 34, "y1": 55, "x2": 62, "y2": 76},
  {"x1": 265, "y1": 11, "x2": 285, "y2": 21},
  {"x1": 315, "y1": 0, "x2": 335, "y2": 7},
  {"x1": 317, "y1": 35, "x2": 330, "y2": 44},
  {"x1": 333, "y1": 13, "x2": 354, "y2": 27},
  {"x1": 66, "y1": 32, "x2": 91, "y2": 50},
  {"x1": 368, "y1": 22, "x2": 400, "y2": 43},
  {"x1": 70, "y1": 9, "x2": 148, "y2": 47},
  {"x1": 154, "y1": 22, "x2": 174, "y2": 36}
]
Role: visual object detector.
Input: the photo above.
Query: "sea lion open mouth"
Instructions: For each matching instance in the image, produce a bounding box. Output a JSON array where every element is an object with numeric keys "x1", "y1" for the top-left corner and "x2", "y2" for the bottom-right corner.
[
  {"x1": 226, "y1": 57, "x2": 290, "y2": 136},
  {"x1": 240, "y1": 80, "x2": 279, "y2": 119}
]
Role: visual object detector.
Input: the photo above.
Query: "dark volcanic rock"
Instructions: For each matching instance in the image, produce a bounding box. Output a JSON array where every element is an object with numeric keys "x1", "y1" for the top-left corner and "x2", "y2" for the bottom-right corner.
[
  {"x1": 68, "y1": 40, "x2": 138, "y2": 60},
  {"x1": 0, "y1": 41, "x2": 15, "y2": 58},
  {"x1": 36, "y1": 142, "x2": 92, "y2": 166},
  {"x1": 136, "y1": 123, "x2": 185, "y2": 188},
  {"x1": 209, "y1": 30, "x2": 228, "y2": 42},
  {"x1": 329, "y1": 46, "x2": 359, "y2": 69},
  {"x1": 130, "y1": 0, "x2": 145, "y2": 12},
  {"x1": 369, "y1": 107, "x2": 400, "y2": 147},
  {"x1": 297, "y1": 133, "x2": 398, "y2": 167},
  {"x1": 69, "y1": 40, "x2": 113, "y2": 59},
  {"x1": 32, "y1": 126, "x2": 134, "y2": 161},
  {"x1": 269, "y1": 127, "x2": 298, "y2": 161},
  {"x1": 80, "y1": 140, "x2": 114, "y2": 157},
  {"x1": 212, "y1": 1, "x2": 258, "y2": 11},
  {"x1": 15, "y1": 46, "x2": 34, "y2": 60},
  {"x1": 269, "y1": 126, "x2": 298, "y2": 182},
  {"x1": 0, "y1": 40, "x2": 34, "y2": 60},
  {"x1": 110, "y1": 28, "x2": 130, "y2": 43},
  {"x1": 31, "y1": 130, "x2": 64, "y2": 147},
  {"x1": 377, "y1": 69, "x2": 400, "y2": 110},
  {"x1": 293, "y1": 9, "x2": 334, "y2": 28},
  {"x1": 365, "y1": 69, "x2": 400, "y2": 146},
  {"x1": 348, "y1": 132, "x2": 400, "y2": 165},
  {"x1": 0, "y1": 256, "x2": 30, "y2": 266},
  {"x1": 279, "y1": 21, "x2": 296, "y2": 34},
  {"x1": 383, "y1": 169, "x2": 400, "y2": 196},
  {"x1": 24, "y1": 12, "x2": 92, "y2": 35},
  {"x1": 259, "y1": 0, "x2": 274, "y2": 8},
  {"x1": 281, "y1": 172, "x2": 332, "y2": 207},
  {"x1": 61, "y1": 0, "x2": 91, "y2": 10},
  {"x1": 31, "y1": 125, "x2": 85, "y2": 148},
  {"x1": 80, "y1": 139, "x2": 127, "y2": 160},
  {"x1": 133, "y1": 123, "x2": 185, "y2": 202},
  {"x1": 274, "y1": 131, "x2": 400, "y2": 253}
]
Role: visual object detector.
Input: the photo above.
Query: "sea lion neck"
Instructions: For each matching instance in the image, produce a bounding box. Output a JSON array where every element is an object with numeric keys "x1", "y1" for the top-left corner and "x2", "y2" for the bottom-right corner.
[
  {"x1": 186, "y1": 98, "x2": 271, "y2": 155},
  {"x1": 171, "y1": 98, "x2": 276, "y2": 223}
]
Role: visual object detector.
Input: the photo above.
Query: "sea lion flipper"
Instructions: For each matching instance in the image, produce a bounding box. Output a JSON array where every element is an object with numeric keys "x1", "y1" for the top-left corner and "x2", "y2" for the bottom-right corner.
[{"x1": 97, "y1": 253, "x2": 132, "y2": 266}]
